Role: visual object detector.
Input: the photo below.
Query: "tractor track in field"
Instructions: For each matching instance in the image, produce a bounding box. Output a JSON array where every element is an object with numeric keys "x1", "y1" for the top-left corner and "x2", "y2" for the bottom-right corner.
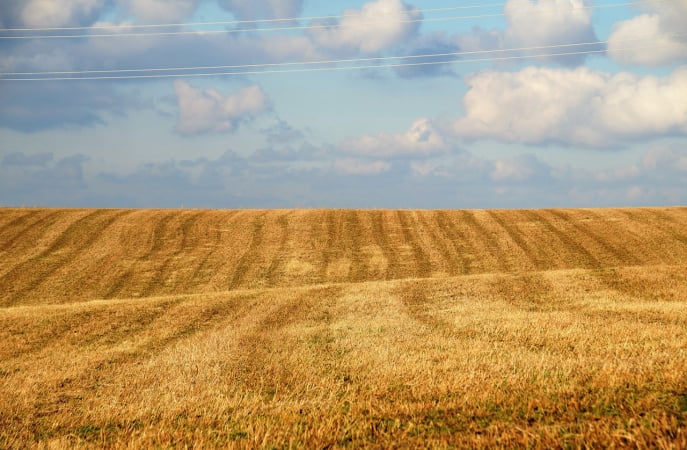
[
  {"x1": 414, "y1": 212, "x2": 457, "y2": 276},
  {"x1": 266, "y1": 212, "x2": 291, "y2": 286},
  {"x1": 487, "y1": 210, "x2": 547, "y2": 271},
  {"x1": 0, "y1": 210, "x2": 63, "y2": 254},
  {"x1": 399, "y1": 281, "x2": 453, "y2": 332},
  {"x1": 638, "y1": 208, "x2": 687, "y2": 247},
  {"x1": 396, "y1": 210, "x2": 432, "y2": 279},
  {"x1": 523, "y1": 209, "x2": 601, "y2": 270},
  {"x1": 433, "y1": 211, "x2": 473, "y2": 275},
  {"x1": 318, "y1": 209, "x2": 339, "y2": 283},
  {"x1": 140, "y1": 211, "x2": 206, "y2": 297},
  {"x1": 229, "y1": 212, "x2": 268, "y2": 289},
  {"x1": 5, "y1": 294, "x2": 254, "y2": 426},
  {"x1": 1, "y1": 207, "x2": 687, "y2": 306},
  {"x1": 345, "y1": 210, "x2": 367, "y2": 283},
  {"x1": 370, "y1": 210, "x2": 401, "y2": 280},
  {"x1": 187, "y1": 210, "x2": 242, "y2": 288},
  {"x1": 104, "y1": 211, "x2": 179, "y2": 299},
  {"x1": 458, "y1": 210, "x2": 510, "y2": 273},
  {"x1": 0, "y1": 210, "x2": 131, "y2": 306},
  {"x1": 0, "y1": 209, "x2": 42, "y2": 242},
  {"x1": 546, "y1": 209, "x2": 642, "y2": 267}
]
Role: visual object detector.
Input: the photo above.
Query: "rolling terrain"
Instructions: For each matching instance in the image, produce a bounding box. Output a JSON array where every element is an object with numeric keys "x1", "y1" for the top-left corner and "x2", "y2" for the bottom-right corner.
[
  {"x1": 1, "y1": 207, "x2": 686, "y2": 448},
  {"x1": 2, "y1": 207, "x2": 687, "y2": 305}
]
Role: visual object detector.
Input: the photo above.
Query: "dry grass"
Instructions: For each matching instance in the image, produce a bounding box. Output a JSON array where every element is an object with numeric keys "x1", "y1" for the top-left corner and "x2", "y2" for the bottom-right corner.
[{"x1": 1, "y1": 207, "x2": 686, "y2": 448}]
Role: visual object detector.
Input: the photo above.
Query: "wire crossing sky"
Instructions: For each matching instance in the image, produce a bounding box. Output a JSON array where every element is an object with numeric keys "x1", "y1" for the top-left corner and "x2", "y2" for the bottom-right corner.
[
  {"x1": 0, "y1": 1, "x2": 660, "y2": 32},
  {"x1": 0, "y1": 1, "x2": 658, "y2": 39},
  {"x1": 5, "y1": 34, "x2": 686, "y2": 79},
  {"x1": 1, "y1": 0, "x2": 686, "y2": 209}
]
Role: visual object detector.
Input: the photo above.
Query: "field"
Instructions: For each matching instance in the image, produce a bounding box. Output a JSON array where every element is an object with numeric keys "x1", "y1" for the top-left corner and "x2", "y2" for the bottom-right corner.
[{"x1": 1, "y1": 207, "x2": 686, "y2": 448}]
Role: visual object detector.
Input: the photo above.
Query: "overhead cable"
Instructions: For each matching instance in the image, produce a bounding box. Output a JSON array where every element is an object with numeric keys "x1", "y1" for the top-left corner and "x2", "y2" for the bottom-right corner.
[
  {"x1": 2, "y1": 42, "x2": 684, "y2": 81},
  {"x1": 0, "y1": 1, "x2": 660, "y2": 40},
  {"x1": 5, "y1": 34, "x2": 683, "y2": 77},
  {"x1": 0, "y1": 3, "x2": 508, "y2": 32}
]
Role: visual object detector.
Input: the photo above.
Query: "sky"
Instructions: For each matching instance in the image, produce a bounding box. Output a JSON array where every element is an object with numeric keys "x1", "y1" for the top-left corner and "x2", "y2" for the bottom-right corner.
[{"x1": 0, "y1": 0, "x2": 686, "y2": 209}]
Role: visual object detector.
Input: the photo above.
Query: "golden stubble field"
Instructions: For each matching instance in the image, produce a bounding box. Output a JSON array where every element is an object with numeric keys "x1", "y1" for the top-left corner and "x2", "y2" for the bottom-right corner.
[{"x1": 1, "y1": 207, "x2": 686, "y2": 448}]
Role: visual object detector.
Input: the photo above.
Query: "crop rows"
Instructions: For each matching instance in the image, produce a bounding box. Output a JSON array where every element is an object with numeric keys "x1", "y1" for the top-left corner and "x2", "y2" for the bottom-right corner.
[{"x1": 1, "y1": 207, "x2": 686, "y2": 306}]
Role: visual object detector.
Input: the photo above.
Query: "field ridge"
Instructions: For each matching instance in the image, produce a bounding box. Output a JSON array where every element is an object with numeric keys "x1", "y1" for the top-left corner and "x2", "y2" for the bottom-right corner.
[{"x1": 1, "y1": 207, "x2": 686, "y2": 306}]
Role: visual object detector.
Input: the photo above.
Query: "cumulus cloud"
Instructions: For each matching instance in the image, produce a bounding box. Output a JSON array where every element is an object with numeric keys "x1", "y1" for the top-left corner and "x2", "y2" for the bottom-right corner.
[
  {"x1": 409, "y1": 154, "x2": 490, "y2": 181},
  {"x1": 0, "y1": 82, "x2": 149, "y2": 132},
  {"x1": 262, "y1": 119, "x2": 305, "y2": 145},
  {"x1": 5, "y1": 0, "x2": 199, "y2": 26},
  {"x1": 0, "y1": 154, "x2": 90, "y2": 206},
  {"x1": 592, "y1": 165, "x2": 641, "y2": 183},
  {"x1": 453, "y1": 0, "x2": 600, "y2": 67},
  {"x1": 393, "y1": 32, "x2": 460, "y2": 78},
  {"x1": 309, "y1": 0, "x2": 421, "y2": 54},
  {"x1": 2, "y1": 152, "x2": 53, "y2": 167},
  {"x1": 218, "y1": 0, "x2": 303, "y2": 21},
  {"x1": 174, "y1": 81, "x2": 270, "y2": 136},
  {"x1": 490, "y1": 154, "x2": 550, "y2": 182},
  {"x1": 608, "y1": 1, "x2": 687, "y2": 66},
  {"x1": 342, "y1": 118, "x2": 449, "y2": 158},
  {"x1": 642, "y1": 144, "x2": 687, "y2": 172},
  {"x1": 388, "y1": 0, "x2": 601, "y2": 78},
  {"x1": 503, "y1": 0, "x2": 598, "y2": 64},
  {"x1": 3, "y1": 143, "x2": 687, "y2": 208},
  {"x1": 334, "y1": 158, "x2": 391, "y2": 175},
  {"x1": 452, "y1": 65, "x2": 687, "y2": 147},
  {"x1": 118, "y1": 0, "x2": 199, "y2": 22},
  {"x1": 0, "y1": 1, "x2": 305, "y2": 74},
  {"x1": 9, "y1": 0, "x2": 105, "y2": 28}
]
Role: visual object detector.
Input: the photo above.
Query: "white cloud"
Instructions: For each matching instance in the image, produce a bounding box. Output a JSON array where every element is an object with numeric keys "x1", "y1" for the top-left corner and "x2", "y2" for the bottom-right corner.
[
  {"x1": 642, "y1": 145, "x2": 687, "y2": 172},
  {"x1": 334, "y1": 158, "x2": 391, "y2": 175},
  {"x1": 409, "y1": 160, "x2": 444, "y2": 177},
  {"x1": 455, "y1": 0, "x2": 599, "y2": 66},
  {"x1": 174, "y1": 81, "x2": 270, "y2": 136},
  {"x1": 0, "y1": 81, "x2": 149, "y2": 132},
  {"x1": 118, "y1": 0, "x2": 199, "y2": 22},
  {"x1": 608, "y1": 6, "x2": 687, "y2": 66},
  {"x1": 19, "y1": 0, "x2": 104, "y2": 27},
  {"x1": 309, "y1": 0, "x2": 421, "y2": 54},
  {"x1": 593, "y1": 165, "x2": 641, "y2": 183},
  {"x1": 409, "y1": 154, "x2": 492, "y2": 180},
  {"x1": 218, "y1": 0, "x2": 303, "y2": 20},
  {"x1": 452, "y1": 65, "x2": 687, "y2": 147},
  {"x1": 504, "y1": 0, "x2": 597, "y2": 57},
  {"x1": 254, "y1": 34, "x2": 321, "y2": 62},
  {"x1": 491, "y1": 154, "x2": 547, "y2": 182},
  {"x1": 342, "y1": 118, "x2": 449, "y2": 158},
  {"x1": 393, "y1": 32, "x2": 461, "y2": 78}
]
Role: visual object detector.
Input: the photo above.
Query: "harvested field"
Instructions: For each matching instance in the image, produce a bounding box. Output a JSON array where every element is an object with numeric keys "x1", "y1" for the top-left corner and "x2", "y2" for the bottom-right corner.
[
  {"x1": 1, "y1": 207, "x2": 686, "y2": 448},
  {"x1": 2, "y1": 207, "x2": 687, "y2": 305}
]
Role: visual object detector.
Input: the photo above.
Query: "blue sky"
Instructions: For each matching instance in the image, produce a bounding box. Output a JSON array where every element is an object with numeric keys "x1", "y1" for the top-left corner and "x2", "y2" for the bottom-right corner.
[{"x1": 1, "y1": 0, "x2": 686, "y2": 208}]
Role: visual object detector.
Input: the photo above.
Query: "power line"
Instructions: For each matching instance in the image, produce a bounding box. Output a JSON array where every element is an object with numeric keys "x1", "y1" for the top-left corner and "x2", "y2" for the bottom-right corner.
[
  {"x1": 0, "y1": 3, "x2": 507, "y2": 32},
  {"x1": 6, "y1": 34, "x2": 680, "y2": 77},
  {"x1": 2, "y1": 42, "x2": 684, "y2": 81},
  {"x1": 0, "y1": 1, "x2": 659, "y2": 40}
]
